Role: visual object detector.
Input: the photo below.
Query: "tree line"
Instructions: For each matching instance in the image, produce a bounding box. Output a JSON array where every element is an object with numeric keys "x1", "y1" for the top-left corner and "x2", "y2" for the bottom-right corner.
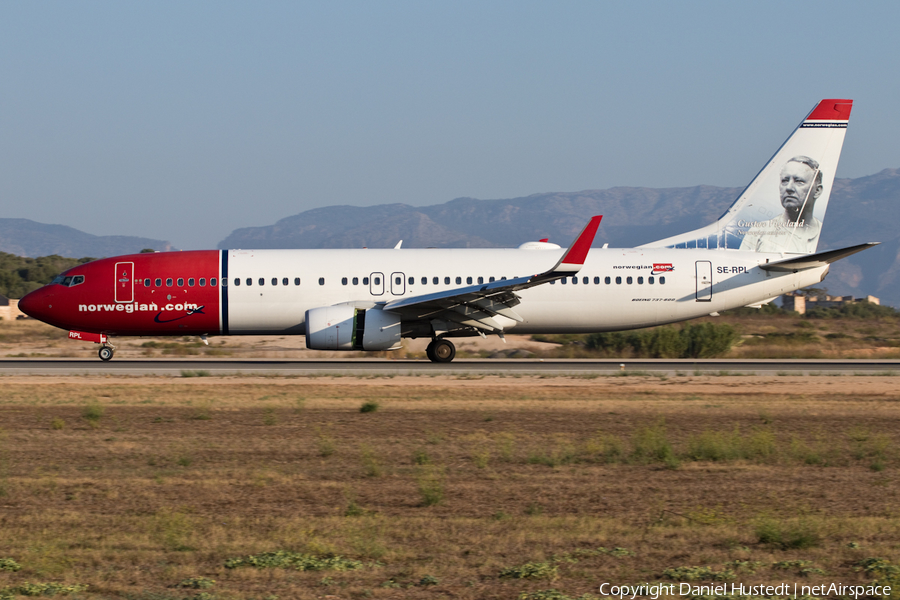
[{"x1": 0, "y1": 252, "x2": 94, "y2": 298}]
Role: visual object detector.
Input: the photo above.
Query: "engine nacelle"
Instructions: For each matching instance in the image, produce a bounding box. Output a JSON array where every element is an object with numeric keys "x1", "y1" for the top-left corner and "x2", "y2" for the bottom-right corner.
[{"x1": 305, "y1": 305, "x2": 401, "y2": 351}]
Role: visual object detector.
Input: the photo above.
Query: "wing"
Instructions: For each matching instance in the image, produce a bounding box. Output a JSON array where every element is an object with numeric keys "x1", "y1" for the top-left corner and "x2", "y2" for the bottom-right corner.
[
  {"x1": 758, "y1": 242, "x2": 878, "y2": 272},
  {"x1": 383, "y1": 216, "x2": 602, "y2": 333}
]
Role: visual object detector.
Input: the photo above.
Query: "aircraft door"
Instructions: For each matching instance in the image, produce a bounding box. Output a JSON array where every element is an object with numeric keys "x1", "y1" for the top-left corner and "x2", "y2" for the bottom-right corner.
[
  {"x1": 390, "y1": 272, "x2": 405, "y2": 296},
  {"x1": 115, "y1": 262, "x2": 134, "y2": 303},
  {"x1": 369, "y1": 272, "x2": 384, "y2": 296},
  {"x1": 695, "y1": 260, "x2": 712, "y2": 302}
]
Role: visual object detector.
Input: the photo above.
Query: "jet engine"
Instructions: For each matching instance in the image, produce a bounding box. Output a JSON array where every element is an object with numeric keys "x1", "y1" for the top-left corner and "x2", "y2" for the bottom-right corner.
[{"x1": 305, "y1": 305, "x2": 401, "y2": 351}]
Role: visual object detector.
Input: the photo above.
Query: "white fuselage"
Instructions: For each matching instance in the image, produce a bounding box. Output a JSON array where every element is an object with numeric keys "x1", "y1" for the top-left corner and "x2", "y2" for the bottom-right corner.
[{"x1": 224, "y1": 247, "x2": 825, "y2": 335}]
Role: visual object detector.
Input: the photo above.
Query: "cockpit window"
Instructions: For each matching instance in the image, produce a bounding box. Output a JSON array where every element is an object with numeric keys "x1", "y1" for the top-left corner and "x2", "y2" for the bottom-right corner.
[{"x1": 52, "y1": 274, "x2": 84, "y2": 287}]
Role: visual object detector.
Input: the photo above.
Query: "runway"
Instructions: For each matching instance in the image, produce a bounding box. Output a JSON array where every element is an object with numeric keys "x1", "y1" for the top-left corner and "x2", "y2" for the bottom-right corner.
[{"x1": 1, "y1": 358, "x2": 899, "y2": 376}]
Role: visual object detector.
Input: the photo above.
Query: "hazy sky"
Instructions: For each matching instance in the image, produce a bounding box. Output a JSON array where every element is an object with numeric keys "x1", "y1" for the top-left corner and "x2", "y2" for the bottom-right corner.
[{"x1": 2, "y1": 1, "x2": 898, "y2": 250}]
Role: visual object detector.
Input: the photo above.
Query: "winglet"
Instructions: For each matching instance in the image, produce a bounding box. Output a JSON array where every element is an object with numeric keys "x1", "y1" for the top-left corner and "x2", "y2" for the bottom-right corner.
[{"x1": 551, "y1": 215, "x2": 602, "y2": 273}]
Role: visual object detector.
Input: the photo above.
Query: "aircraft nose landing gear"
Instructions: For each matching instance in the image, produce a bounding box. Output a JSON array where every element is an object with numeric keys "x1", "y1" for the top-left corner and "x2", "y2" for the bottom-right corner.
[
  {"x1": 68, "y1": 330, "x2": 116, "y2": 361},
  {"x1": 426, "y1": 338, "x2": 456, "y2": 363}
]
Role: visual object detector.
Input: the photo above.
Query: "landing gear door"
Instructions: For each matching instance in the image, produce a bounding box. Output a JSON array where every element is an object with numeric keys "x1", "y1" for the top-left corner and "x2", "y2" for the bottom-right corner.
[
  {"x1": 115, "y1": 262, "x2": 134, "y2": 303},
  {"x1": 369, "y1": 272, "x2": 384, "y2": 296},
  {"x1": 695, "y1": 260, "x2": 712, "y2": 302}
]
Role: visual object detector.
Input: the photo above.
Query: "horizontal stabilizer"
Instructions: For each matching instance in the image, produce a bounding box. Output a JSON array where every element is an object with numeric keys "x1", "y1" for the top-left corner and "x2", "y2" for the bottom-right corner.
[{"x1": 759, "y1": 242, "x2": 879, "y2": 272}]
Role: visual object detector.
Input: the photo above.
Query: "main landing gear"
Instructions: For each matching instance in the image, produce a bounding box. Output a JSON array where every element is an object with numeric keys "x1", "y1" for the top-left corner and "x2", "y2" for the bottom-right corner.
[{"x1": 425, "y1": 338, "x2": 456, "y2": 363}]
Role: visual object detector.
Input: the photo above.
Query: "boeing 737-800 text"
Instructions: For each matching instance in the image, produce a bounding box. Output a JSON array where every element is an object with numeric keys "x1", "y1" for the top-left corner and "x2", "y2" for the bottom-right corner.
[{"x1": 19, "y1": 99, "x2": 876, "y2": 362}]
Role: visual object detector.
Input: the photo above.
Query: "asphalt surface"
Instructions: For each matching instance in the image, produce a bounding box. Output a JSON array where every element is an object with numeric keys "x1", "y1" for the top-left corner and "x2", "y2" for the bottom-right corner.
[{"x1": 1, "y1": 358, "x2": 899, "y2": 376}]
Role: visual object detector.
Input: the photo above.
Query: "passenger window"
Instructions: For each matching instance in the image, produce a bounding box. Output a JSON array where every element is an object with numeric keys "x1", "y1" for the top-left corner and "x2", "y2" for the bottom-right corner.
[
  {"x1": 342, "y1": 277, "x2": 348, "y2": 285},
  {"x1": 166, "y1": 278, "x2": 173, "y2": 286},
  {"x1": 421, "y1": 277, "x2": 427, "y2": 285},
  {"x1": 246, "y1": 278, "x2": 252, "y2": 286},
  {"x1": 395, "y1": 276, "x2": 402, "y2": 285},
  {"x1": 583, "y1": 277, "x2": 589, "y2": 284},
  {"x1": 144, "y1": 278, "x2": 151, "y2": 287},
  {"x1": 432, "y1": 277, "x2": 438, "y2": 285},
  {"x1": 605, "y1": 276, "x2": 611, "y2": 284},
  {"x1": 363, "y1": 277, "x2": 369, "y2": 285},
  {"x1": 272, "y1": 278, "x2": 278, "y2": 286},
  {"x1": 649, "y1": 276, "x2": 655, "y2": 284},
  {"x1": 465, "y1": 276, "x2": 472, "y2": 284},
  {"x1": 501, "y1": 276, "x2": 507, "y2": 280},
  {"x1": 572, "y1": 277, "x2": 578, "y2": 284},
  {"x1": 615, "y1": 276, "x2": 622, "y2": 284},
  {"x1": 188, "y1": 278, "x2": 195, "y2": 286},
  {"x1": 477, "y1": 276, "x2": 484, "y2": 284},
  {"x1": 282, "y1": 278, "x2": 288, "y2": 286},
  {"x1": 212, "y1": 278, "x2": 219, "y2": 286},
  {"x1": 456, "y1": 277, "x2": 462, "y2": 284},
  {"x1": 594, "y1": 277, "x2": 600, "y2": 284},
  {"x1": 177, "y1": 278, "x2": 184, "y2": 286},
  {"x1": 550, "y1": 280, "x2": 556, "y2": 285},
  {"x1": 234, "y1": 278, "x2": 241, "y2": 286},
  {"x1": 561, "y1": 278, "x2": 567, "y2": 285},
  {"x1": 374, "y1": 276, "x2": 380, "y2": 285},
  {"x1": 409, "y1": 277, "x2": 414, "y2": 285},
  {"x1": 489, "y1": 277, "x2": 495, "y2": 282},
  {"x1": 352, "y1": 277, "x2": 358, "y2": 285},
  {"x1": 637, "y1": 277, "x2": 643, "y2": 284},
  {"x1": 660, "y1": 276, "x2": 666, "y2": 284},
  {"x1": 259, "y1": 278, "x2": 264, "y2": 286},
  {"x1": 627, "y1": 277, "x2": 633, "y2": 284},
  {"x1": 294, "y1": 277, "x2": 300, "y2": 285},
  {"x1": 444, "y1": 277, "x2": 450, "y2": 285},
  {"x1": 319, "y1": 277, "x2": 325, "y2": 285},
  {"x1": 200, "y1": 278, "x2": 206, "y2": 286}
]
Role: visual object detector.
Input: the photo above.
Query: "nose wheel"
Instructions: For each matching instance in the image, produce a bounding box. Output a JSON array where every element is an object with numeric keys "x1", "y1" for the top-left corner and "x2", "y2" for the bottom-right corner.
[
  {"x1": 426, "y1": 338, "x2": 456, "y2": 363},
  {"x1": 98, "y1": 345, "x2": 115, "y2": 362}
]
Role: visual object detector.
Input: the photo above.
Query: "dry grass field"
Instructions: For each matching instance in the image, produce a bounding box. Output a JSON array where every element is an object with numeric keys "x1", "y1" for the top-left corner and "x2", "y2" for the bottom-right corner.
[{"x1": 0, "y1": 374, "x2": 899, "y2": 599}]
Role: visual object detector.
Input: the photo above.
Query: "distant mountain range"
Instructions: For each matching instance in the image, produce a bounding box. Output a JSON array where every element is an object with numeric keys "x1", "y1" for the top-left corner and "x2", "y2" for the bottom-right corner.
[
  {"x1": 220, "y1": 169, "x2": 900, "y2": 307},
  {"x1": 0, "y1": 219, "x2": 172, "y2": 258},
  {"x1": 4, "y1": 169, "x2": 897, "y2": 306}
]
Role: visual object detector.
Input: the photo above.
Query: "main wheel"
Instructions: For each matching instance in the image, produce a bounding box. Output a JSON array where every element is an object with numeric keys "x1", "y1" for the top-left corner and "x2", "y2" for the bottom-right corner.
[
  {"x1": 425, "y1": 340, "x2": 436, "y2": 362},
  {"x1": 98, "y1": 346, "x2": 114, "y2": 362},
  {"x1": 430, "y1": 339, "x2": 456, "y2": 363}
]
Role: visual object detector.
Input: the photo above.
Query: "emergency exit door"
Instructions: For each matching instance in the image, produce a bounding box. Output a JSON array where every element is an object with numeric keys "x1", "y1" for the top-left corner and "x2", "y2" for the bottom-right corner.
[
  {"x1": 695, "y1": 260, "x2": 712, "y2": 302},
  {"x1": 115, "y1": 262, "x2": 134, "y2": 303}
]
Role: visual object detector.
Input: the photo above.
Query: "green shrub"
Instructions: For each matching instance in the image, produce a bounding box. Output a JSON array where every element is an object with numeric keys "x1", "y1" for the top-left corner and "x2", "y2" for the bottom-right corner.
[
  {"x1": 0, "y1": 558, "x2": 20, "y2": 572},
  {"x1": 662, "y1": 565, "x2": 735, "y2": 581},
  {"x1": 359, "y1": 401, "x2": 379, "y2": 413},
  {"x1": 82, "y1": 402, "x2": 104, "y2": 424},
  {"x1": 177, "y1": 576, "x2": 216, "y2": 589},
  {"x1": 50, "y1": 418, "x2": 65, "y2": 430},
  {"x1": 631, "y1": 419, "x2": 679, "y2": 468},
  {"x1": 1, "y1": 582, "x2": 88, "y2": 596},
  {"x1": 755, "y1": 517, "x2": 821, "y2": 550},
  {"x1": 225, "y1": 551, "x2": 363, "y2": 571},
  {"x1": 499, "y1": 562, "x2": 559, "y2": 580},
  {"x1": 585, "y1": 323, "x2": 737, "y2": 358},
  {"x1": 416, "y1": 465, "x2": 445, "y2": 506}
]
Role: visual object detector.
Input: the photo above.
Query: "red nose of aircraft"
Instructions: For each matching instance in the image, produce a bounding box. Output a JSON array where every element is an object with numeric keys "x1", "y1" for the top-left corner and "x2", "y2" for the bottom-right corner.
[{"x1": 18, "y1": 287, "x2": 50, "y2": 322}]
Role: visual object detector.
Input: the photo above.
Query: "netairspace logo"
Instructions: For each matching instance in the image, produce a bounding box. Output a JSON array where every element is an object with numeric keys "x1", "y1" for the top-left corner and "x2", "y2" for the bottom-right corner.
[{"x1": 79, "y1": 303, "x2": 200, "y2": 313}]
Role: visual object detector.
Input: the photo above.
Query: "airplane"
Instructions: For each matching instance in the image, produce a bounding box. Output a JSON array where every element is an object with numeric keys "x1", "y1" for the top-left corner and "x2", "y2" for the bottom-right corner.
[{"x1": 18, "y1": 99, "x2": 877, "y2": 363}]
